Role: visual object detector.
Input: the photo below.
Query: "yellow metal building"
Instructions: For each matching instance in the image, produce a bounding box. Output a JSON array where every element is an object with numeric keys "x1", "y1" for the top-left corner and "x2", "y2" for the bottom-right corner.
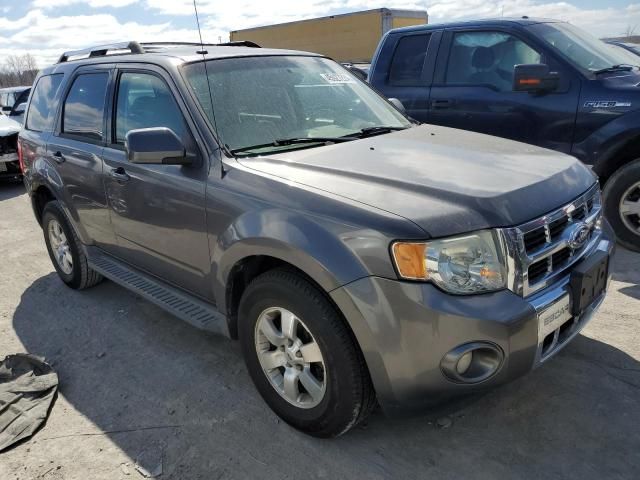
[{"x1": 230, "y1": 8, "x2": 429, "y2": 63}]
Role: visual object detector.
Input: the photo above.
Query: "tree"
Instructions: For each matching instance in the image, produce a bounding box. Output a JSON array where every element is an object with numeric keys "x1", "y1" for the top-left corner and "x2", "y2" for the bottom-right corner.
[
  {"x1": 0, "y1": 53, "x2": 39, "y2": 88},
  {"x1": 624, "y1": 24, "x2": 638, "y2": 37}
]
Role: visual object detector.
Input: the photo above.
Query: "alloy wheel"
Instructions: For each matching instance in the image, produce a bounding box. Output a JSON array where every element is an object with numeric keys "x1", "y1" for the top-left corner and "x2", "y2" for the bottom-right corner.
[
  {"x1": 48, "y1": 219, "x2": 73, "y2": 274},
  {"x1": 619, "y1": 181, "x2": 640, "y2": 237},
  {"x1": 254, "y1": 307, "x2": 327, "y2": 409}
]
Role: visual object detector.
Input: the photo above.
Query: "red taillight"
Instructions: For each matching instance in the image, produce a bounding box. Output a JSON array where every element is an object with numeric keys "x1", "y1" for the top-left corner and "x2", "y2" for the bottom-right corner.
[{"x1": 17, "y1": 138, "x2": 24, "y2": 173}]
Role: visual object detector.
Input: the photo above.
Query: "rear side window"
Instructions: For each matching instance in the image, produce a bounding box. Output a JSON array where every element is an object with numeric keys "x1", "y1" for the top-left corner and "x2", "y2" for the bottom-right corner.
[
  {"x1": 63, "y1": 72, "x2": 109, "y2": 141},
  {"x1": 389, "y1": 34, "x2": 431, "y2": 86},
  {"x1": 26, "y1": 74, "x2": 64, "y2": 132},
  {"x1": 114, "y1": 72, "x2": 186, "y2": 144}
]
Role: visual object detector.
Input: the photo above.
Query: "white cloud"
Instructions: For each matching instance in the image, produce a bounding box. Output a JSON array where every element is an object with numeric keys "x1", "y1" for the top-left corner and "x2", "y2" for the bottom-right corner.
[
  {"x1": 6, "y1": 1, "x2": 640, "y2": 68},
  {"x1": 32, "y1": 0, "x2": 137, "y2": 8}
]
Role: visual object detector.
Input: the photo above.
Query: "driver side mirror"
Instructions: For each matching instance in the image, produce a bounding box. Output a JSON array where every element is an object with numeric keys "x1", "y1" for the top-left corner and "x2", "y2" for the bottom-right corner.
[
  {"x1": 10, "y1": 102, "x2": 26, "y2": 116},
  {"x1": 125, "y1": 127, "x2": 192, "y2": 165},
  {"x1": 388, "y1": 97, "x2": 406, "y2": 114},
  {"x1": 1, "y1": 106, "x2": 11, "y2": 115},
  {"x1": 513, "y1": 64, "x2": 560, "y2": 93}
]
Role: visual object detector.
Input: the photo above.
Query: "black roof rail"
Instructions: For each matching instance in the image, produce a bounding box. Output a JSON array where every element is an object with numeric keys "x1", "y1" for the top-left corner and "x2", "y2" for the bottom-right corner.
[
  {"x1": 140, "y1": 42, "x2": 219, "y2": 50},
  {"x1": 216, "y1": 41, "x2": 261, "y2": 48},
  {"x1": 57, "y1": 41, "x2": 143, "y2": 63},
  {"x1": 142, "y1": 41, "x2": 261, "y2": 49}
]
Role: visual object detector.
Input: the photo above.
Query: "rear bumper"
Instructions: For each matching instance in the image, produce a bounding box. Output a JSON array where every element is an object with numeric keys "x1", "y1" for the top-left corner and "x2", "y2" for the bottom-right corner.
[{"x1": 330, "y1": 222, "x2": 615, "y2": 416}]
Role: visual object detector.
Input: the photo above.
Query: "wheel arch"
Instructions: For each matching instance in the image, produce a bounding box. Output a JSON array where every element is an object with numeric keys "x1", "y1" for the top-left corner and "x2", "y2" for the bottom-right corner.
[
  {"x1": 594, "y1": 133, "x2": 640, "y2": 185},
  {"x1": 213, "y1": 210, "x2": 373, "y2": 339}
]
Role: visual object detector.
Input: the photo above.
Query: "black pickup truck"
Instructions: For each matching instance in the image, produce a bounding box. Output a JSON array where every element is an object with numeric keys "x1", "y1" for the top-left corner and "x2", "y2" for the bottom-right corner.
[{"x1": 370, "y1": 17, "x2": 640, "y2": 252}]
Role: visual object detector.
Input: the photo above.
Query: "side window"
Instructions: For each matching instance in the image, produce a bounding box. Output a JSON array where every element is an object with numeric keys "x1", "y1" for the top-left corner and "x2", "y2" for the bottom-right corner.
[
  {"x1": 445, "y1": 31, "x2": 542, "y2": 91},
  {"x1": 63, "y1": 72, "x2": 109, "y2": 141},
  {"x1": 26, "y1": 74, "x2": 64, "y2": 132},
  {"x1": 389, "y1": 34, "x2": 431, "y2": 86},
  {"x1": 114, "y1": 72, "x2": 186, "y2": 144}
]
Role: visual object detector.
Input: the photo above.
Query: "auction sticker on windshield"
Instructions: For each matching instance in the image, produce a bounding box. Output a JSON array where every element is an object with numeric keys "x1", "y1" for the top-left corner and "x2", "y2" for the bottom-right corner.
[{"x1": 320, "y1": 73, "x2": 355, "y2": 84}]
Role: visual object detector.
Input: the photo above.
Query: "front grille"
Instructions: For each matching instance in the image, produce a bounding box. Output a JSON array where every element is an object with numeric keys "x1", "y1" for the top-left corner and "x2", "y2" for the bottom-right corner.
[{"x1": 501, "y1": 184, "x2": 603, "y2": 297}]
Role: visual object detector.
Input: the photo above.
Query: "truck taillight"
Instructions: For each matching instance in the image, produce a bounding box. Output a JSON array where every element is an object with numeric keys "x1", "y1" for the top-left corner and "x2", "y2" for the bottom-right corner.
[{"x1": 17, "y1": 139, "x2": 24, "y2": 173}]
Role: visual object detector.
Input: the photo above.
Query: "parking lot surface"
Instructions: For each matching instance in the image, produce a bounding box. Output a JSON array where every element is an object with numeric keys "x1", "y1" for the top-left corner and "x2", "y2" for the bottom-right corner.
[{"x1": 0, "y1": 182, "x2": 639, "y2": 480}]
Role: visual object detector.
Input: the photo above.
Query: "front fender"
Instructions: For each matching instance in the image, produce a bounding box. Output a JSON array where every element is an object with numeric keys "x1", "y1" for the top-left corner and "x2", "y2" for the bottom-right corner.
[
  {"x1": 212, "y1": 208, "x2": 377, "y2": 312},
  {"x1": 572, "y1": 109, "x2": 640, "y2": 174}
]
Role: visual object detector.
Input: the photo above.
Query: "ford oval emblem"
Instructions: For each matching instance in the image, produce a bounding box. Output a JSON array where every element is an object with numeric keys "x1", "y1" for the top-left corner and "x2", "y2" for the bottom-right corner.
[{"x1": 568, "y1": 223, "x2": 591, "y2": 250}]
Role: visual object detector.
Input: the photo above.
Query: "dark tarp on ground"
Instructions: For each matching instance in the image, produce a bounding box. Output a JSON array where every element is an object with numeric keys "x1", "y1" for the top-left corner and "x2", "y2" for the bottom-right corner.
[{"x1": 0, "y1": 354, "x2": 58, "y2": 452}]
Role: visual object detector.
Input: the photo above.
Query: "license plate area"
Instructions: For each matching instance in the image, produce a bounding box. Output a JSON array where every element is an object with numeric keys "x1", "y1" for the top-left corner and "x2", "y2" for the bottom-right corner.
[
  {"x1": 539, "y1": 294, "x2": 572, "y2": 338},
  {"x1": 570, "y1": 250, "x2": 609, "y2": 316}
]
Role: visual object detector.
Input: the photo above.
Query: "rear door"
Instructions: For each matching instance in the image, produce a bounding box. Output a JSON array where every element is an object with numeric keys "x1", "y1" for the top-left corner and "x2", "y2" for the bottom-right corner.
[
  {"x1": 428, "y1": 27, "x2": 579, "y2": 153},
  {"x1": 101, "y1": 64, "x2": 211, "y2": 299},
  {"x1": 46, "y1": 65, "x2": 116, "y2": 247},
  {"x1": 370, "y1": 30, "x2": 441, "y2": 122}
]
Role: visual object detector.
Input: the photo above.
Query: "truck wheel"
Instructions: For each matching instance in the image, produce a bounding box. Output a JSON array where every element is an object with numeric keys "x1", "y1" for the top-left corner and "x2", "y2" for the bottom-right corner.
[
  {"x1": 603, "y1": 159, "x2": 640, "y2": 252},
  {"x1": 238, "y1": 268, "x2": 376, "y2": 437},
  {"x1": 42, "y1": 201, "x2": 103, "y2": 290}
]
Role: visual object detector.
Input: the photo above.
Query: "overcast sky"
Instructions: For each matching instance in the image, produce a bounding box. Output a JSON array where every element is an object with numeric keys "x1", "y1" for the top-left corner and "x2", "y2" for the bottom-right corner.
[{"x1": 1, "y1": 0, "x2": 640, "y2": 67}]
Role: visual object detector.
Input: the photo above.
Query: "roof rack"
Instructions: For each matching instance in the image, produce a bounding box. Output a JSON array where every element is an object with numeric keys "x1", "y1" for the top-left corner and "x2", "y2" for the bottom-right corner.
[
  {"x1": 57, "y1": 41, "x2": 144, "y2": 63},
  {"x1": 56, "y1": 40, "x2": 261, "y2": 64}
]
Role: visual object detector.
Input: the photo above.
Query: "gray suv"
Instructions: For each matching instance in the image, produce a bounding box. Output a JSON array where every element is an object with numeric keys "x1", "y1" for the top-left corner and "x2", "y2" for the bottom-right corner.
[{"x1": 19, "y1": 41, "x2": 614, "y2": 437}]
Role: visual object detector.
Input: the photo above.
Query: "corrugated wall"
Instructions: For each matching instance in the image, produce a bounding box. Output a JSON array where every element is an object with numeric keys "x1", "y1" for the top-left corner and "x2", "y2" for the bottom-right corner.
[{"x1": 231, "y1": 10, "x2": 427, "y2": 63}]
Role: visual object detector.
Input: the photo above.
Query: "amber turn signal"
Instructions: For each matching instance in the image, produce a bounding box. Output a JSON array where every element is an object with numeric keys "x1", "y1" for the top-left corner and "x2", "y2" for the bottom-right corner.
[{"x1": 392, "y1": 242, "x2": 427, "y2": 279}]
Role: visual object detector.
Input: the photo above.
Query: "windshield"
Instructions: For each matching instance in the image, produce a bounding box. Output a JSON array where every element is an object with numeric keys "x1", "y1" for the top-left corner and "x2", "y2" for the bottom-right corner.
[
  {"x1": 182, "y1": 56, "x2": 410, "y2": 154},
  {"x1": 529, "y1": 22, "x2": 640, "y2": 74}
]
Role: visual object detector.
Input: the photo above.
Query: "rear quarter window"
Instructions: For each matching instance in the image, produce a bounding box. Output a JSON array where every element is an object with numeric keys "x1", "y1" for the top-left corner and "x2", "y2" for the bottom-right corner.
[{"x1": 26, "y1": 74, "x2": 64, "y2": 132}]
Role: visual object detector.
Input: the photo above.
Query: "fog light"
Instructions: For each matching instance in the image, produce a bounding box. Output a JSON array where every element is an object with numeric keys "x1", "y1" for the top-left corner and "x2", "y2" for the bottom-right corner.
[
  {"x1": 441, "y1": 342, "x2": 504, "y2": 384},
  {"x1": 456, "y1": 351, "x2": 473, "y2": 375}
]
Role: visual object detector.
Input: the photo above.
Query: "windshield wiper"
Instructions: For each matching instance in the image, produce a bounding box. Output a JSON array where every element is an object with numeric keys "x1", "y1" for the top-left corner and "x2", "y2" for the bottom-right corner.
[
  {"x1": 230, "y1": 137, "x2": 354, "y2": 155},
  {"x1": 593, "y1": 64, "x2": 636, "y2": 75},
  {"x1": 342, "y1": 125, "x2": 409, "y2": 139}
]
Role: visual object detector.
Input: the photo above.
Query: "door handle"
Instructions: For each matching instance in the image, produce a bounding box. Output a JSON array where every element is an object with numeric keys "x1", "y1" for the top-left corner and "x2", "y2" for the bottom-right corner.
[
  {"x1": 109, "y1": 167, "x2": 130, "y2": 182},
  {"x1": 52, "y1": 151, "x2": 65, "y2": 164},
  {"x1": 431, "y1": 99, "x2": 453, "y2": 109}
]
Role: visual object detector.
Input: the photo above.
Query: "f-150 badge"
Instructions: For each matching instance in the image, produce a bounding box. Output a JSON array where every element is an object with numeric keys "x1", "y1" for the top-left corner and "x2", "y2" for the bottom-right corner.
[{"x1": 584, "y1": 101, "x2": 631, "y2": 108}]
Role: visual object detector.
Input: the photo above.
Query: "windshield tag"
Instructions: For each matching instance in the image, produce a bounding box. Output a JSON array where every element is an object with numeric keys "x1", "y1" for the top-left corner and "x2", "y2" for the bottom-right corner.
[
  {"x1": 320, "y1": 73, "x2": 355, "y2": 84},
  {"x1": 584, "y1": 100, "x2": 631, "y2": 108}
]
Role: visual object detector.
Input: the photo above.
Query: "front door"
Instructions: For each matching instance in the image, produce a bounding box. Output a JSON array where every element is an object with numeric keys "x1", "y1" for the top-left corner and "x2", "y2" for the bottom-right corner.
[
  {"x1": 102, "y1": 66, "x2": 211, "y2": 300},
  {"x1": 429, "y1": 28, "x2": 579, "y2": 154}
]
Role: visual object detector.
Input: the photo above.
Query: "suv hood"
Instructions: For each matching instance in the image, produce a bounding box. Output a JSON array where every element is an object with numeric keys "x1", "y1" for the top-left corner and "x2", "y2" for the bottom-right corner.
[
  {"x1": 0, "y1": 115, "x2": 20, "y2": 137},
  {"x1": 238, "y1": 125, "x2": 596, "y2": 237}
]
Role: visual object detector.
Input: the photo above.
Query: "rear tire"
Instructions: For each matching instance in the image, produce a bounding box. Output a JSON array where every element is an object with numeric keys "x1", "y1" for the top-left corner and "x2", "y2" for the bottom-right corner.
[
  {"x1": 42, "y1": 201, "x2": 103, "y2": 290},
  {"x1": 238, "y1": 268, "x2": 375, "y2": 437},
  {"x1": 603, "y1": 159, "x2": 640, "y2": 252}
]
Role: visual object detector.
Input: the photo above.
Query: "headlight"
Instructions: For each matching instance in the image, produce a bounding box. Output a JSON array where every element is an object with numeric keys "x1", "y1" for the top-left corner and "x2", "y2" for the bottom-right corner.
[{"x1": 391, "y1": 230, "x2": 507, "y2": 294}]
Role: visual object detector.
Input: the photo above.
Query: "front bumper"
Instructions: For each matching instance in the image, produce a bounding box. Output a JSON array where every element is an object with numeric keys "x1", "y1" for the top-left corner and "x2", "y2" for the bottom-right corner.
[
  {"x1": 0, "y1": 153, "x2": 21, "y2": 180},
  {"x1": 330, "y1": 223, "x2": 615, "y2": 416}
]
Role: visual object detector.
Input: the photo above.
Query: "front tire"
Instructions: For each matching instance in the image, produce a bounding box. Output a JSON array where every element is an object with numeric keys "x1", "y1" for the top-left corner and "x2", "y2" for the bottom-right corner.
[
  {"x1": 238, "y1": 269, "x2": 375, "y2": 437},
  {"x1": 603, "y1": 159, "x2": 640, "y2": 252},
  {"x1": 42, "y1": 201, "x2": 103, "y2": 290}
]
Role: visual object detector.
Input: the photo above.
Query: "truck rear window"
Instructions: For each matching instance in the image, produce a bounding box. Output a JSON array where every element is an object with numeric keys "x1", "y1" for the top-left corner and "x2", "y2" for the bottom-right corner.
[{"x1": 26, "y1": 74, "x2": 64, "y2": 132}]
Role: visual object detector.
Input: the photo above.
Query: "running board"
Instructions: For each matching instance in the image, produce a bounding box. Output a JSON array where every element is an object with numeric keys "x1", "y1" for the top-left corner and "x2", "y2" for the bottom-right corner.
[{"x1": 86, "y1": 247, "x2": 229, "y2": 337}]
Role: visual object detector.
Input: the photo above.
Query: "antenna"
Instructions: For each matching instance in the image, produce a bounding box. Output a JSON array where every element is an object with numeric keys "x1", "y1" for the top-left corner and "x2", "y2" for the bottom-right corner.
[{"x1": 192, "y1": 0, "x2": 228, "y2": 158}]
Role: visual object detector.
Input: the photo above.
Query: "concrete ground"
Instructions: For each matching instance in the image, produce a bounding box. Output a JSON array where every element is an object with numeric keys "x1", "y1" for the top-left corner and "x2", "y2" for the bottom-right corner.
[{"x1": 0, "y1": 182, "x2": 639, "y2": 480}]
